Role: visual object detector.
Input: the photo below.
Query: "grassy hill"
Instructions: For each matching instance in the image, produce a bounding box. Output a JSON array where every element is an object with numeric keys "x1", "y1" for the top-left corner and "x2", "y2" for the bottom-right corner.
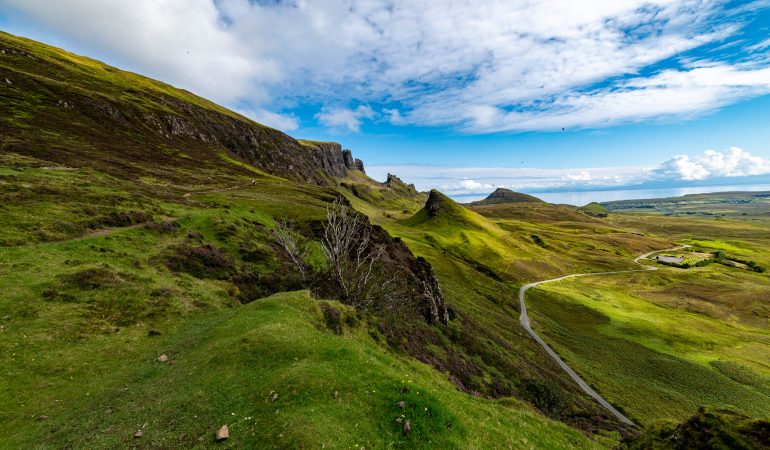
[
  {"x1": 3, "y1": 289, "x2": 603, "y2": 448},
  {"x1": 470, "y1": 188, "x2": 544, "y2": 205},
  {"x1": 578, "y1": 202, "x2": 609, "y2": 218},
  {"x1": 521, "y1": 211, "x2": 770, "y2": 425}
]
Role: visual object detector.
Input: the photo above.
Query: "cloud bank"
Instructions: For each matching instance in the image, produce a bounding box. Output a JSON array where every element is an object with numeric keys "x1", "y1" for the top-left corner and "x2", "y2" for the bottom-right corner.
[
  {"x1": 654, "y1": 147, "x2": 770, "y2": 180},
  {"x1": 3, "y1": 0, "x2": 770, "y2": 132},
  {"x1": 367, "y1": 148, "x2": 770, "y2": 195}
]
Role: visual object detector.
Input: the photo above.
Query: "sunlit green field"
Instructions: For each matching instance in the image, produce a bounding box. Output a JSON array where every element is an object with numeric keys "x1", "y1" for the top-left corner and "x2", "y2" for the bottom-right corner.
[{"x1": 525, "y1": 221, "x2": 770, "y2": 425}]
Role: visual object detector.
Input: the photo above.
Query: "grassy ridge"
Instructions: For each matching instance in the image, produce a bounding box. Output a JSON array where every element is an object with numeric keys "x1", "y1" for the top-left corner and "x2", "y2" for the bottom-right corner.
[{"x1": 6, "y1": 290, "x2": 602, "y2": 449}]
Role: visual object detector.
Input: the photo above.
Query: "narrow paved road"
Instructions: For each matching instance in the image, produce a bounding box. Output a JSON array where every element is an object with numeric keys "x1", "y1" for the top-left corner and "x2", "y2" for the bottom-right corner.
[{"x1": 518, "y1": 246, "x2": 687, "y2": 427}]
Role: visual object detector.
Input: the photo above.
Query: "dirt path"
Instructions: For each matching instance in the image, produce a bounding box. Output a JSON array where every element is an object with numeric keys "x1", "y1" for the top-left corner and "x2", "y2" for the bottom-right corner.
[
  {"x1": 518, "y1": 246, "x2": 687, "y2": 427},
  {"x1": 31, "y1": 217, "x2": 178, "y2": 247},
  {"x1": 183, "y1": 182, "x2": 256, "y2": 197}
]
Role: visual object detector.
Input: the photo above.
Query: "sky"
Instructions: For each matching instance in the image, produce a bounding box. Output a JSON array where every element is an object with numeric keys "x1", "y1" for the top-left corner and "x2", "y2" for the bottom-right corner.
[{"x1": 2, "y1": 0, "x2": 770, "y2": 201}]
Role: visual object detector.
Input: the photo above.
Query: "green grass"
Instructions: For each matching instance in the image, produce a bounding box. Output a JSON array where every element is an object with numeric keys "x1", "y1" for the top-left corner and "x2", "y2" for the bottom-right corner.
[
  {"x1": 525, "y1": 264, "x2": 770, "y2": 424},
  {"x1": 1, "y1": 288, "x2": 605, "y2": 449},
  {"x1": 682, "y1": 239, "x2": 752, "y2": 254},
  {"x1": 577, "y1": 202, "x2": 609, "y2": 217}
]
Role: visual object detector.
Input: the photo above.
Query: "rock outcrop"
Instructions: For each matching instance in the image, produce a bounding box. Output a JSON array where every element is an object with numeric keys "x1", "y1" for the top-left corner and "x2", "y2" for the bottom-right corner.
[
  {"x1": 414, "y1": 256, "x2": 450, "y2": 324},
  {"x1": 385, "y1": 173, "x2": 417, "y2": 191},
  {"x1": 342, "y1": 149, "x2": 366, "y2": 173}
]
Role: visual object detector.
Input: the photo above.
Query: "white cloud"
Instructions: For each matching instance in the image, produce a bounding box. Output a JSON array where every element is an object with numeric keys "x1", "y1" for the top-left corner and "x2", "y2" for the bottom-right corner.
[
  {"x1": 383, "y1": 108, "x2": 405, "y2": 125},
  {"x1": 457, "y1": 179, "x2": 495, "y2": 191},
  {"x1": 415, "y1": 64, "x2": 770, "y2": 132},
  {"x1": 315, "y1": 105, "x2": 375, "y2": 132},
  {"x1": 747, "y1": 37, "x2": 770, "y2": 52},
  {"x1": 564, "y1": 171, "x2": 592, "y2": 181},
  {"x1": 1, "y1": 0, "x2": 275, "y2": 103},
  {"x1": 652, "y1": 147, "x2": 770, "y2": 180},
  {"x1": 4, "y1": 0, "x2": 770, "y2": 132},
  {"x1": 235, "y1": 107, "x2": 299, "y2": 131}
]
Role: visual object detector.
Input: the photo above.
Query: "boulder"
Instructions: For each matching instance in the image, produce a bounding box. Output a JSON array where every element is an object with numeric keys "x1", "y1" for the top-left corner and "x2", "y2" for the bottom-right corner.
[{"x1": 216, "y1": 425, "x2": 229, "y2": 441}]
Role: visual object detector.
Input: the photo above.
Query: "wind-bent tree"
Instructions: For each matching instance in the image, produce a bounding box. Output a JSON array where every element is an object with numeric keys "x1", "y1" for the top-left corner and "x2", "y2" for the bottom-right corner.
[
  {"x1": 272, "y1": 218, "x2": 309, "y2": 283},
  {"x1": 321, "y1": 198, "x2": 391, "y2": 309}
]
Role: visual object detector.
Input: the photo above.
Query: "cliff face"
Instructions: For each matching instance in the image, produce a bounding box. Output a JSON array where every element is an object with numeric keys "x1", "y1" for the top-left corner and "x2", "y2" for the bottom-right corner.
[{"x1": 0, "y1": 32, "x2": 360, "y2": 186}]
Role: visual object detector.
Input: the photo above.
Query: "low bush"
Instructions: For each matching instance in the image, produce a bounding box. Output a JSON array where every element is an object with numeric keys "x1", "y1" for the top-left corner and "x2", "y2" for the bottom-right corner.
[
  {"x1": 520, "y1": 378, "x2": 568, "y2": 418},
  {"x1": 59, "y1": 265, "x2": 135, "y2": 289},
  {"x1": 144, "y1": 220, "x2": 179, "y2": 233},
  {"x1": 161, "y1": 244, "x2": 235, "y2": 279},
  {"x1": 531, "y1": 234, "x2": 547, "y2": 248},
  {"x1": 89, "y1": 210, "x2": 153, "y2": 228},
  {"x1": 621, "y1": 407, "x2": 770, "y2": 449}
]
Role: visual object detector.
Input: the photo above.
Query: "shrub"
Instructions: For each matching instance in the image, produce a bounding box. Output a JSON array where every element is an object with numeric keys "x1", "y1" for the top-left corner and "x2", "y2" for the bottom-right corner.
[
  {"x1": 90, "y1": 210, "x2": 153, "y2": 228},
  {"x1": 621, "y1": 408, "x2": 770, "y2": 449},
  {"x1": 59, "y1": 265, "x2": 134, "y2": 289},
  {"x1": 144, "y1": 220, "x2": 179, "y2": 233},
  {"x1": 161, "y1": 244, "x2": 235, "y2": 279},
  {"x1": 41, "y1": 288, "x2": 77, "y2": 302},
  {"x1": 319, "y1": 302, "x2": 359, "y2": 334},
  {"x1": 520, "y1": 378, "x2": 567, "y2": 418},
  {"x1": 531, "y1": 234, "x2": 546, "y2": 248}
]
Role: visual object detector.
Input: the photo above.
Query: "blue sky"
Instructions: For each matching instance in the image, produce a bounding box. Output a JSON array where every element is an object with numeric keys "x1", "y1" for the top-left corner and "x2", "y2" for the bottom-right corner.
[{"x1": 2, "y1": 0, "x2": 770, "y2": 200}]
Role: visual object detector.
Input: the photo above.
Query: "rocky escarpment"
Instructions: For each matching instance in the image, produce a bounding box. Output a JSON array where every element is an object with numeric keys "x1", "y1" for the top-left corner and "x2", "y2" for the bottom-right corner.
[
  {"x1": 342, "y1": 149, "x2": 365, "y2": 173},
  {"x1": 0, "y1": 32, "x2": 362, "y2": 186},
  {"x1": 385, "y1": 173, "x2": 418, "y2": 193}
]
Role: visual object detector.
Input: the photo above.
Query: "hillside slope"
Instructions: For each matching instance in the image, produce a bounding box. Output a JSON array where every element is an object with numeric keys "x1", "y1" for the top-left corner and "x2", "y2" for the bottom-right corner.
[
  {"x1": 0, "y1": 32, "x2": 620, "y2": 447},
  {"x1": 0, "y1": 31, "x2": 362, "y2": 186}
]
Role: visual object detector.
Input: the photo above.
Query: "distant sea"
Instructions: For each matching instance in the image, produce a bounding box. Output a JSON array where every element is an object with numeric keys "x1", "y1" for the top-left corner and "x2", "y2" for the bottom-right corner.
[{"x1": 454, "y1": 184, "x2": 770, "y2": 206}]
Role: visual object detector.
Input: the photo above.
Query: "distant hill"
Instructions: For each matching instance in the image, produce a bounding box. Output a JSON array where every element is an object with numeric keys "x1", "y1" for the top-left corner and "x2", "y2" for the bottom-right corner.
[
  {"x1": 578, "y1": 202, "x2": 609, "y2": 217},
  {"x1": 470, "y1": 188, "x2": 544, "y2": 205},
  {"x1": 602, "y1": 191, "x2": 770, "y2": 217}
]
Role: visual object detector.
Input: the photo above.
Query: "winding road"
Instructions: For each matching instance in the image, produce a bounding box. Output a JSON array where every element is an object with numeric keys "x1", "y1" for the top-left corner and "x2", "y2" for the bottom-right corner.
[{"x1": 518, "y1": 246, "x2": 687, "y2": 427}]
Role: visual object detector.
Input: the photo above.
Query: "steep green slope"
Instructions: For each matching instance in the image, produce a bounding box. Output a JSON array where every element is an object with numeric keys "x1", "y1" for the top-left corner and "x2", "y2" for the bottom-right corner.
[
  {"x1": 342, "y1": 188, "x2": 678, "y2": 432},
  {"x1": 340, "y1": 172, "x2": 428, "y2": 221}
]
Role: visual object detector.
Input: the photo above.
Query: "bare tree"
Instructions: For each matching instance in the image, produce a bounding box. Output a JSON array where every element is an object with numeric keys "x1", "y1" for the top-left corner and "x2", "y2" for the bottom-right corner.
[
  {"x1": 272, "y1": 218, "x2": 308, "y2": 283},
  {"x1": 321, "y1": 198, "x2": 388, "y2": 309}
]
